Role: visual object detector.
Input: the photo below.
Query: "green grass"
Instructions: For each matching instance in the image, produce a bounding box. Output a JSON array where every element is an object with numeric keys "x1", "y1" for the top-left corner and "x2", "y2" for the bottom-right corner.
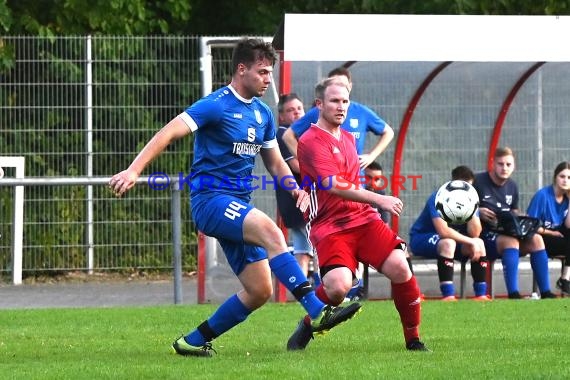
[{"x1": 1, "y1": 299, "x2": 569, "y2": 379}]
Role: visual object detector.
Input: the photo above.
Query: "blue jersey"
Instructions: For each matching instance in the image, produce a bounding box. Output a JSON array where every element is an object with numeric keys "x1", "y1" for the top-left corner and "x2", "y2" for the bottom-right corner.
[
  {"x1": 409, "y1": 192, "x2": 440, "y2": 236},
  {"x1": 409, "y1": 191, "x2": 474, "y2": 237},
  {"x1": 180, "y1": 85, "x2": 277, "y2": 200},
  {"x1": 290, "y1": 101, "x2": 387, "y2": 154},
  {"x1": 527, "y1": 185, "x2": 569, "y2": 230},
  {"x1": 473, "y1": 171, "x2": 518, "y2": 216}
]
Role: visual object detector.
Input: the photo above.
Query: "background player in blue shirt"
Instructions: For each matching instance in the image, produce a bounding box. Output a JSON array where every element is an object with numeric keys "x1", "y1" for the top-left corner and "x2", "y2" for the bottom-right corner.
[
  {"x1": 527, "y1": 161, "x2": 570, "y2": 295},
  {"x1": 409, "y1": 166, "x2": 489, "y2": 300},
  {"x1": 281, "y1": 66, "x2": 394, "y2": 170},
  {"x1": 474, "y1": 147, "x2": 555, "y2": 299},
  {"x1": 109, "y1": 38, "x2": 360, "y2": 357}
]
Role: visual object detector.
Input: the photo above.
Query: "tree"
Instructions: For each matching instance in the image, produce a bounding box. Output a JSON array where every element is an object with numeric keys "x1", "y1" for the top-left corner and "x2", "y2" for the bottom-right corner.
[{"x1": 2, "y1": 0, "x2": 570, "y2": 36}]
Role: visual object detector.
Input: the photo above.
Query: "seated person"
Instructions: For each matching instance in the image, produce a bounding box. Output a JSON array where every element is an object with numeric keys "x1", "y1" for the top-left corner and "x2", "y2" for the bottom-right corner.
[
  {"x1": 527, "y1": 161, "x2": 570, "y2": 295},
  {"x1": 409, "y1": 166, "x2": 488, "y2": 300},
  {"x1": 474, "y1": 147, "x2": 556, "y2": 299}
]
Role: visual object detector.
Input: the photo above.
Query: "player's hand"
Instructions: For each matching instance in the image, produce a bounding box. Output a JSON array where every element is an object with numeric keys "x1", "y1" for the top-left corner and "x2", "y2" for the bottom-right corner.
[
  {"x1": 376, "y1": 195, "x2": 403, "y2": 217},
  {"x1": 358, "y1": 154, "x2": 375, "y2": 169},
  {"x1": 292, "y1": 189, "x2": 310, "y2": 213},
  {"x1": 478, "y1": 207, "x2": 497, "y2": 226},
  {"x1": 468, "y1": 238, "x2": 485, "y2": 261},
  {"x1": 109, "y1": 169, "x2": 138, "y2": 197}
]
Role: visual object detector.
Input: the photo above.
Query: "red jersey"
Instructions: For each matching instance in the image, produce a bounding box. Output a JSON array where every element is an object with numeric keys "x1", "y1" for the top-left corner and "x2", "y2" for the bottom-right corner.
[{"x1": 297, "y1": 124, "x2": 381, "y2": 245}]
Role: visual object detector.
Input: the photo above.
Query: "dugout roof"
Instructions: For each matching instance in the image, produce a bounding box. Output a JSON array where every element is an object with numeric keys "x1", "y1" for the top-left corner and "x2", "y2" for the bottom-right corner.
[{"x1": 272, "y1": 14, "x2": 570, "y2": 235}]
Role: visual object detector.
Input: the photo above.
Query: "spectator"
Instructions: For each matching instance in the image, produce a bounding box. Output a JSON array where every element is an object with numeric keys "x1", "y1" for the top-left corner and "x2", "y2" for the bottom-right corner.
[
  {"x1": 275, "y1": 93, "x2": 314, "y2": 278},
  {"x1": 474, "y1": 147, "x2": 556, "y2": 299},
  {"x1": 288, "y1": 78, "x2": 428, "y2": 352},
  {"x1": 527, "y1": 161, "x2": 570, "y2": 295},
  {"x1": 409, "y1": 166, "x2": 489, "y2": 300}
]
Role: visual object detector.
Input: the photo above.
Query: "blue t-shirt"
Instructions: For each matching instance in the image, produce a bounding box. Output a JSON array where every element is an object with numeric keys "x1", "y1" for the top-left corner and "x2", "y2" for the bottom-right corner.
[
  {"x1": 290, "y1": 101, "x2": 387, "y2": 154},
  {"x1": 181, "y1": 85, "x2": 277, "y2": 200},
  {"x1": 409, "y1": 191, "x2": 471, "y2": 236},
  {"x1": 527, "y1": 185, "x2": 569, "y2": 230}
]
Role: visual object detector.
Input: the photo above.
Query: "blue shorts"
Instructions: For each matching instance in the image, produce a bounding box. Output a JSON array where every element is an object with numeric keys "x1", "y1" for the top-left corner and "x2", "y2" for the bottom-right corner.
[
  {"x1": 289, "y1": 226, "x2": 313, "y2": 256},
  {"x1": 481, "y1": 230, "x2": 500, "y2": 260},
  {"x1": 409, "y1": 232, "x2": 465, "y2": 261},
  {"x1": 192, "y1": 193, "x2": 268, "y2": 275}
]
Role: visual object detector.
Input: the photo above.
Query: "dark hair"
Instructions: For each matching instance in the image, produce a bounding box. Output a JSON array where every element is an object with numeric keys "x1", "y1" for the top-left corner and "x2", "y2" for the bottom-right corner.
[
  {"x1": 231, "y1": 38, "x2": 277, "y2": 74},
  {"x1": 366, "y1": 161, "x2": 383, "y2": 171},
  {"x1": 552, "y1": 161, "x2": 570, "y2": 184},
  {"x1": 327, "y1": 67, "x2": 352, "y2": 82},
  {"x1": 278, "y1": 93, "x2": 302, "y2": 113},
  {"x1": 451, "y1": 165, "x2": 475, "y2": 182}
]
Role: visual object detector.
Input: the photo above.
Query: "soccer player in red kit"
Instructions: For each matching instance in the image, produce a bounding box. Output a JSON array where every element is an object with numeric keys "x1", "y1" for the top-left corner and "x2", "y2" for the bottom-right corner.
[{"x1": 287, "y1": 77, "x2": 428, "y2": 352}]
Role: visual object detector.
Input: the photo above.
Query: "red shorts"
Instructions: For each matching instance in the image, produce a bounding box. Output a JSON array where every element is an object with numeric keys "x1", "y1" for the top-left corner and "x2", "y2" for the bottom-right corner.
[{"x1": 314, "y1": 219, "x2": 404, "y2": 273}]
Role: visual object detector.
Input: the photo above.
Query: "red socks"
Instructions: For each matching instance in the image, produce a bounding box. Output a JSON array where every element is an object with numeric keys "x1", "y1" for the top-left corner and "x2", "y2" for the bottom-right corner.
[
  {"x1": 391, "y1": 276, "x2": 422, "y2": 344},
  {"x1": 315, "y1": 284, "x2": 342, "y2": 306}
]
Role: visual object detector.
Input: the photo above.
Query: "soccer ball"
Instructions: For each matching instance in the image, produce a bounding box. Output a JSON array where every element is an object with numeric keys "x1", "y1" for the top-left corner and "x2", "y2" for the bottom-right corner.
[{"x1": 434, "y1": 180, "x2": 479, "y2": 224}]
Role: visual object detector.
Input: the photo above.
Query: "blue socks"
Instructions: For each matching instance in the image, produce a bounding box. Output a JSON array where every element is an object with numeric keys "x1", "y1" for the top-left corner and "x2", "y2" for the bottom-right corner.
[
  {"x1": 530, "y1": 249, "x2": 551, "y2": 293},
  {"x1": 440, "y1": 282, "x2": 455, "y2": 297},
  {"x1": 473, "y1": 281, "x2": 487, "y2": 297},
  {"x1": 502, "y1": 248, "x2": 520, "y2": 294},
  {"x1": 185, "y1": 294, "x2": 250, "y2": 346},
  {"x1": 269, "y1": 252, "x2": 324, "y2": 319}
]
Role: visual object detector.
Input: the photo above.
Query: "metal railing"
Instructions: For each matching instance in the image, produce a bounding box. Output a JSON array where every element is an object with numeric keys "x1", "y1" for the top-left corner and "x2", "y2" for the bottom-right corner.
[{"x1": 0, "y1": 176, "x2": 185, "y2": 304}]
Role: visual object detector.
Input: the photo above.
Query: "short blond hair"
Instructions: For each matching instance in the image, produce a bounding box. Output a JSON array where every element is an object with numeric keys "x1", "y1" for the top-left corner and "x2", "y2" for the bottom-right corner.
[
  {"x1": 494, "y1": 147, "x2": 514, "y2": 159},
  {"x1": 314, "y1": 77, "x2": 349, "y2": 100}
]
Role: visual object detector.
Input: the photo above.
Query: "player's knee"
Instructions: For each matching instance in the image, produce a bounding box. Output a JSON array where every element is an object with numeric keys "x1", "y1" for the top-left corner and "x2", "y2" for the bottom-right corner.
[
  {"x1": 437, "y1": 238, "x2": 456, "y2": 256},
  {"x1": 389, "y1": 261, "x2": 413, "y2": 284},
  {"x1": 322, "y1": 277, "x2": 352, "y2": 303},
  {"x1": 259, "y1": 224, "x2": 288, "y2": 253},
  {"x1": 248, "y1": 283, "x2": 273, "y2": 306}
]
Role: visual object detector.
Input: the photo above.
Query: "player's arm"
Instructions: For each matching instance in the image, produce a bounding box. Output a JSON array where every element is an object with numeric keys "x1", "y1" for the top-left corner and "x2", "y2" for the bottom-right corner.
[
  {"x1": 466, "y1": 214, "x2": 483, "y2": 238},
  {"x1": 282, "y1": 127, "x2": 299, "y2": 159},
  {"x1": 260, "y1": 146, "x2": 309, "y2": 211},
  {"x1": 286, "y1": 157, "x2": 300, "y2": 175},
  {"x1": 359, "y1": 124, "x2": 394, "y2": 169},
  {"x1": 109, "y1": 117, "x2": 190, "y2": 196},
  {"x1": 320, "y1": 174, "x2": 403, "y2": 217},
  {"x1": 432, "y1": 217, "x2": 476, "y2": 245}
]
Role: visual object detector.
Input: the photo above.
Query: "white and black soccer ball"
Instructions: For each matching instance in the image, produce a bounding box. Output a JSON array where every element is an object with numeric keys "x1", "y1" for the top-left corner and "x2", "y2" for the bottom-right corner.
[{"x1": 434, "y1": 180, "x2": 479, "y2": 224}]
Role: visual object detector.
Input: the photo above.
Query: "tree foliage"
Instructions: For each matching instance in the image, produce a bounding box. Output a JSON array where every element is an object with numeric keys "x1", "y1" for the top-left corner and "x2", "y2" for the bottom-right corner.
[{"x1": 2, "y1": 0, "x2": 570, "y2": 36}]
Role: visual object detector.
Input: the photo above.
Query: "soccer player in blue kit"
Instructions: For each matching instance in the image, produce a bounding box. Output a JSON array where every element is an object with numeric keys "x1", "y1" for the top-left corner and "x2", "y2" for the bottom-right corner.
[
  {"x1": 109, "y1": 38, "x2": 361, "y2": 357},
  {"x1": 409, "y1": 166, "x2": 489, "y2": 300}
]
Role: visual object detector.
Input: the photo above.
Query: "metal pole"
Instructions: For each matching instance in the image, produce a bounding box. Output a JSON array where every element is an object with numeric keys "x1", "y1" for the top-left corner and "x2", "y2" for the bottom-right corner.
[
  {"x1": 171, "y1": 179, "x2": 183, "y2": 304},
  {"x1": 85, "y1": 35, "x2": 95, "y2": 274}
]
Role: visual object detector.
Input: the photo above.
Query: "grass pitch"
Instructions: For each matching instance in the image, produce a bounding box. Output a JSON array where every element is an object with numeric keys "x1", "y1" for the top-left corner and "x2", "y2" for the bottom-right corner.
[{"x1": 1, "y1": 298, "x2": 568, "y2": 379}]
